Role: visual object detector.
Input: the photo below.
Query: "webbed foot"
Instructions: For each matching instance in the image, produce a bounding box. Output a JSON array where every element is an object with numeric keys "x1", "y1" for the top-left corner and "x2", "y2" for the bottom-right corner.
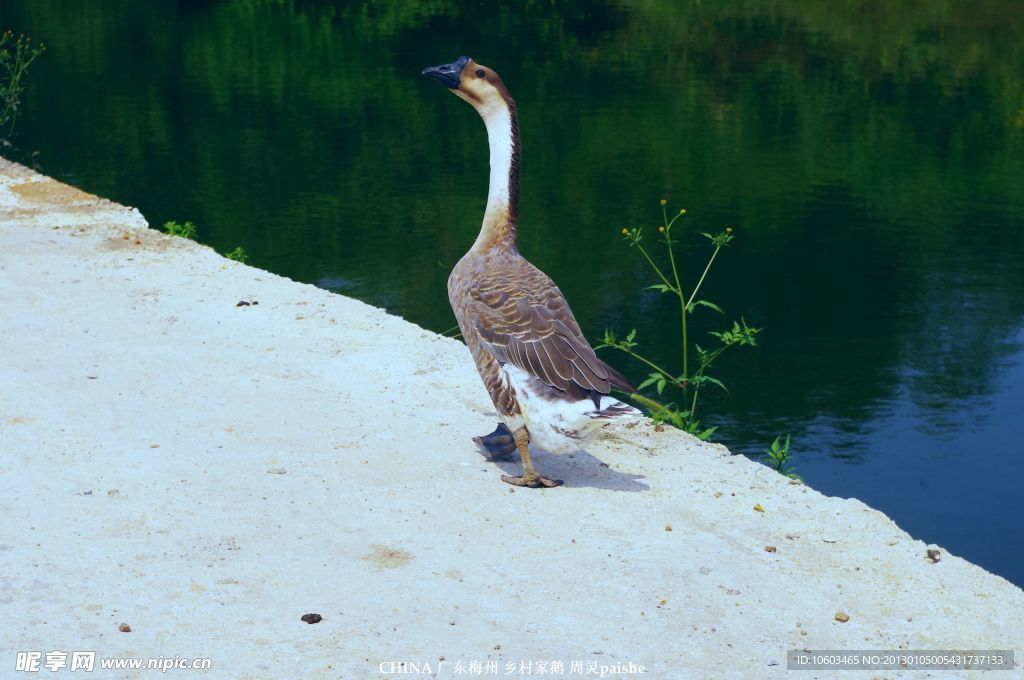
[
  {"x1": 500, "y1": 472, "x2": 563, "y2": 488},
  {"x1": 473, "y1": 423, "x2": 517, "y2": 460}
]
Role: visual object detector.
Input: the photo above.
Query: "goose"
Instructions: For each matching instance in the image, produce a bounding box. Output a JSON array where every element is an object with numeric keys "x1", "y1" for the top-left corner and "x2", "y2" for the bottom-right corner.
[{"x1": 422, "y1": 56, "x2": 640, "y2": 488}]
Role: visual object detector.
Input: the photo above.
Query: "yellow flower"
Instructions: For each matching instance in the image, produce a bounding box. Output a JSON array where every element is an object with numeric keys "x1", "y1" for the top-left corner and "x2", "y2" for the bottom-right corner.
[
  {"x1": 621, "y1": 228, "x2": 629, "y2": 235},
  {"x1": 658, "y1": 226, "x2": 665, "y2": 233},
  {"x1": 659, "y1": 199, "x2": 667, "y2": 206},
  {"x1": 726, "y1": 227, "x2": 734, "y2": 233},
  {"x1": 680, "y1": 208, "x2": 687, "y2": 214}
]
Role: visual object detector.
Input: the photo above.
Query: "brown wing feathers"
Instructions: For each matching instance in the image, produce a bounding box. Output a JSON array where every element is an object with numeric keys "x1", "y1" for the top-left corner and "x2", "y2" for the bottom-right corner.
[{"x1": 468, "y1": 262, "x2": 632, "y2": 398}]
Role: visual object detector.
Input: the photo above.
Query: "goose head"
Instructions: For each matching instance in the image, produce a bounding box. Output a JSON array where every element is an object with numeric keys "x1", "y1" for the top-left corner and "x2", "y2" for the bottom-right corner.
[
  {"x1": 422, "y1": 56, "x2": 513, "y2": 115},
  {"x1": 423, "y1": 56, "x2": 521, "y2": 240}
]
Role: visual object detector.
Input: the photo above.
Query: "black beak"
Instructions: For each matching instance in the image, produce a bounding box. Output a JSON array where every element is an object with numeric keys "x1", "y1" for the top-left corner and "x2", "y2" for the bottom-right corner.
[{"x1": 422, "y1": 56, "x2": 469, "y2": 89}]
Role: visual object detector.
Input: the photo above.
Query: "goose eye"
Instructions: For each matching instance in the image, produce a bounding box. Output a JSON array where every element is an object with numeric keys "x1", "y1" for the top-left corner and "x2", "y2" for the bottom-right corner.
[{"x1": 475, "y1": 69, "x2": 485, "y2": 78}]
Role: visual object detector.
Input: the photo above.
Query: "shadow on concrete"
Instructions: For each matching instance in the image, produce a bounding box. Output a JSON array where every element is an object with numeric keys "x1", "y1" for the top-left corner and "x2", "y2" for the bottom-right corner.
[{"x1": 476, "y1": 444, "x2": 649, "y2": 492}]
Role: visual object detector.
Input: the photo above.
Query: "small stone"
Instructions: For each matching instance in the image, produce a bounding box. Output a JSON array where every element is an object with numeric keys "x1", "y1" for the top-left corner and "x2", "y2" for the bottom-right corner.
[
  {"x1": 926, "y1": 549, "x2": 941, "y2": 563},
  {"x1": 301, "y1": 613, "x2": 322, "y2": 624},
  {"x1": 665, "y1": 524, "x2": 673, "y2": 532},
  {"x1": 800, "y1": 630, "x2": 807, "y2": 636},
  {"x1": 654, "y1": 424, "x2": 665, "y2": 432},
  {"x1": 753, "y1": 503, "x2": 765, "y2": 512},
  {"x1": 834, "y1": 612, "x2": 850, "y2": 623},
  {"x1": 118, "y1": 623, "x2": 131, "y2": 632},
  {"x1": 764, "y1": 545, "x2": 777, "y2": 553}
]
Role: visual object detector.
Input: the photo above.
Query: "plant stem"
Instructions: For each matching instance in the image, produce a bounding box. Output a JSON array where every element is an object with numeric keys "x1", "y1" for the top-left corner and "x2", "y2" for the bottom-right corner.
[
  {"x1": 687, "y1": 337, "x2": 738, "y2": 419},
  {"x1": 687, "y1": 245, "x2": 722, "y2": 311},
  {"x1": 616, "y1": 346, "x2": 673, "y2": 382},
  {"x1": 662, "y1": 205, "x2": 688, "y2": 393},
  {"x1": 635, "y1": 241, "x2": 676, "y2": 293},
  {"x1": 627, "y1": 391, "x2": 671, "y2": 412}
]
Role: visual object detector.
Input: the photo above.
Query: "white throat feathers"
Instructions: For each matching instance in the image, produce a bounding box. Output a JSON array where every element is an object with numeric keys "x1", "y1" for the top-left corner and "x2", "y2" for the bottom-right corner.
[{"x1": 462, "y1": 93, "x2": 520, "y2": 252}]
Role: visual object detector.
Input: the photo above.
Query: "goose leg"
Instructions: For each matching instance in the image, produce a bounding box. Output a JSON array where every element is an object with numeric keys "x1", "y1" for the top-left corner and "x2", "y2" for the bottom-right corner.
[
  {"x1": 473, "y1": 422, "x2": 517, "y2": 460},
  {"x1": 501, "y1": 427, "x2": 563, "y2": 488}
]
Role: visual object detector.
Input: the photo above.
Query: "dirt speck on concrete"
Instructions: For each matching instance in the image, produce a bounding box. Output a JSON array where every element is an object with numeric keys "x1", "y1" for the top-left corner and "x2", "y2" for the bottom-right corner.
[{"x1": 365, "y1": 545, "x2": 413, "y2": 569}]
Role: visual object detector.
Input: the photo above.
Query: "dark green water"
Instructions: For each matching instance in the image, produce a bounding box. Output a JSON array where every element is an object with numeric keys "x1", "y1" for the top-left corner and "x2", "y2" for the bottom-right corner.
[{"x1": 4, "y1": 1, "x2": 1023, "y2": 586}]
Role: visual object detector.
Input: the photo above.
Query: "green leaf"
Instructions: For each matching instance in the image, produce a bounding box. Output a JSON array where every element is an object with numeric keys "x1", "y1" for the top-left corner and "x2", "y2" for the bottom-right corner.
[
  {"x1": 761, "y1": 434, "x2": 794, "y2": 475},
  {"x1": 692, "y1": 375, "x2": 728, "y2": 392},
  {"x1": 596, "y1": 328, "x2": 624, "y2": 351},
  {"x1": 690, "y1": 299, "x2": 724, "y2": 314},
  {"x1": 225, "y1": 246, "x2": 248, "y2": 263},
  {"x1": 646, "y1": 284, "x2": 674, "y2": 294},
  {"x1": 636, "y1": 372, "x2": 663, "y2": 392},
  {"x1": 163, "y1": 220, "x2": 197, "y2": 240},
  {"x1": 696, "y1": 426, "x2": 718, "y2": 440}
]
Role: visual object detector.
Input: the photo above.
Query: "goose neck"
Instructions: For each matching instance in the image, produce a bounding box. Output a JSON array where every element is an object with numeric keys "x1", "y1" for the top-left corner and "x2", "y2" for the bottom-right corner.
[{"x1": 472, "y1": 97, "x2": 520, "y2": 251}]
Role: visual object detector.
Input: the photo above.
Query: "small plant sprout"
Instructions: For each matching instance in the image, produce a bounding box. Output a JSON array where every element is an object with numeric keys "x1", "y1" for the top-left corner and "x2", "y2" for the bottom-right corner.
[
  {"x1": 162, "y1": 220, "x2": 197, "y2": 240},
  {"x1": 226, "y1": 246, "x2": 249, "y2": 263},
  {"x1": 596, "y1": 200, "x2": 762, "y2": 440},
  {"x1": 762, "y1": 434, "x2": 800, "y2": 480}
]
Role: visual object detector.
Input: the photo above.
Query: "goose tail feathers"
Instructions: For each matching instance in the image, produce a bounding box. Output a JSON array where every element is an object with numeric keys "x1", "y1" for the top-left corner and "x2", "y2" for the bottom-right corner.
[
  {"x1": 590, "y1": 399, "x2": 642, "y2": 420},
  {"x1": 603, "y1": 361, "x2": 637, "y2": 394}
]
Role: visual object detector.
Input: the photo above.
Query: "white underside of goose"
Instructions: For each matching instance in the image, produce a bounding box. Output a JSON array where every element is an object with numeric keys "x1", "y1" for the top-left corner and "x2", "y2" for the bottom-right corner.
[{"x1": 499, "y1": 364, "x2": 641, "y2": 454}]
